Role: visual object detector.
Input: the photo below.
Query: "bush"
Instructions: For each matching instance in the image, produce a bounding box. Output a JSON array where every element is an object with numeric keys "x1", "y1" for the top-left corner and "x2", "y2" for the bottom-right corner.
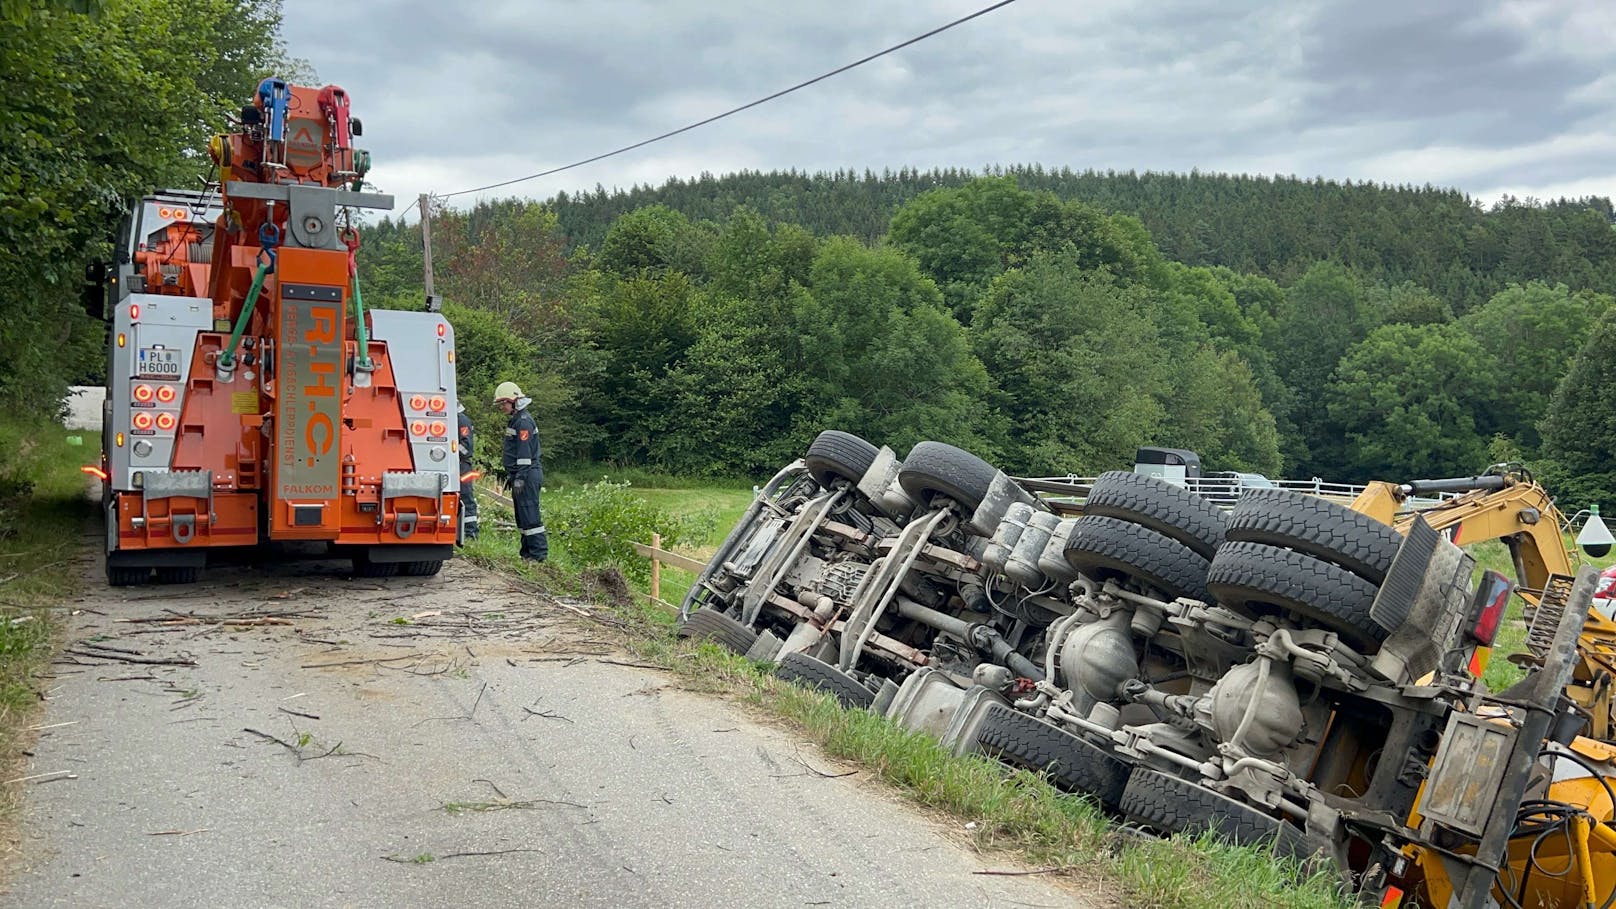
[{"x1": 546, "y1": 480, "x2": 702, "y2": 581}]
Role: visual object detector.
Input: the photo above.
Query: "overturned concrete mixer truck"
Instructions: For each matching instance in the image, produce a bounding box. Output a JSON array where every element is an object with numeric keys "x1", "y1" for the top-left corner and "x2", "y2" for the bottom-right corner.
[{"x1": 680, "y1": 430, "x2": 1616, "y2": 909}]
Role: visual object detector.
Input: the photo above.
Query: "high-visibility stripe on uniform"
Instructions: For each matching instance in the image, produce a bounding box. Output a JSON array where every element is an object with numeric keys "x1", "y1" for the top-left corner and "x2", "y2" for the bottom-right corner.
[
  {"x1": 463, "y1": 516, "x2": 479, "y2": 525},
  {"x1": 521, "y1": 526, "x2": 545, "y2": 536},
  {"x1": 516, "y1": 458, "x2": 532, "y2": 466}
]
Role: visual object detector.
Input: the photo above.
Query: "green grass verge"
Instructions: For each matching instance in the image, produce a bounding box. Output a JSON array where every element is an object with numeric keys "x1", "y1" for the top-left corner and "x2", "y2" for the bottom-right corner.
[
  {"x1": 0, "y1": 417, "x2": 97, "y2": 818},
  {"x1": 464, "y1": 476, "x2": 1352, "y2": 909}
]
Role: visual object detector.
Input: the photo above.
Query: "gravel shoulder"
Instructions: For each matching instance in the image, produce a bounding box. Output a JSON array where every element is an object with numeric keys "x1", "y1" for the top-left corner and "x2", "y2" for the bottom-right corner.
[{"x1": 1, "y1": 555, "x2": 1096, "y2": 909}]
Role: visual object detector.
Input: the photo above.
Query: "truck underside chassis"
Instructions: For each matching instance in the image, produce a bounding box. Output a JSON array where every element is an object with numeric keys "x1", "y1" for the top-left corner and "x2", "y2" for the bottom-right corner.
[{"x1": 682, "y1": 430, "x2": 1616, "y2": 907}]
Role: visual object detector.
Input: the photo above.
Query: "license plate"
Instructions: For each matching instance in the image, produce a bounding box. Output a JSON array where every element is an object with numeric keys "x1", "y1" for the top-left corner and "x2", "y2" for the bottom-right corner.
[{"x1": 137, "y1": 347, "x2": 181, "y2": 379}]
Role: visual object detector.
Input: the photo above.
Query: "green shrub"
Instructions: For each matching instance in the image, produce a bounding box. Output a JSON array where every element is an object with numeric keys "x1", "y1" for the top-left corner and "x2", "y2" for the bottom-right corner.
[{"x1": 546, "y1": 480, "x2": 701, "y2": 581}]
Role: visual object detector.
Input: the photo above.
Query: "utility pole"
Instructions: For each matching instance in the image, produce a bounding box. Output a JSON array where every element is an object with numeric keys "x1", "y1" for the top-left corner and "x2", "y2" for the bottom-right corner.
[{"x1": 419, "y1": 192, "x2": 440, "y2": 311}]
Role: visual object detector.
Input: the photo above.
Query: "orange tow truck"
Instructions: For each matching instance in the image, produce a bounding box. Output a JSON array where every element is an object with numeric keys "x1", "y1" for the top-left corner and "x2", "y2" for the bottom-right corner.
[{"x1": 91, "y1": 78, "x2": 459, "y2": 584}]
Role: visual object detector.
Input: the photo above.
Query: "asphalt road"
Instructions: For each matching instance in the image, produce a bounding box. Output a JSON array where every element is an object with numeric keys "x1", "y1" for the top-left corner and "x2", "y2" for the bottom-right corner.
[{"x1": 2, "y1": 554, "x2": 1093, "y2": 909}]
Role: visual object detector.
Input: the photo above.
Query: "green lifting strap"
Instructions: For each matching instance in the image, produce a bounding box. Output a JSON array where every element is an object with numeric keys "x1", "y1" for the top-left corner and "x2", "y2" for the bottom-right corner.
[
  {"x1": 217, "y1": 259, "x2": 270, "y2": 370},
  {"x1": 351, "y1": 270, "x2": 373, "y2": 370}
]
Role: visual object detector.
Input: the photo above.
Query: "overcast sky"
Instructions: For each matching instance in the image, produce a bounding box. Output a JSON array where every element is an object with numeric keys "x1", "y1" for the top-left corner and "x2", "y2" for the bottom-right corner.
[{"x1": 279, "y1": 0, "x2": 1616, "y2": 221}]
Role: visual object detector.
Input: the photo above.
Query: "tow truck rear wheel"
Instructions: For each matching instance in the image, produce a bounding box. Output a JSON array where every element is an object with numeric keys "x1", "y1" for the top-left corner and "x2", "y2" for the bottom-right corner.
[
  {"x1": 154, "y1": 566, "x2": 199, "y2": 584},
  {"x1": 106, "y1": 564, "x2": 151, "y2": 587},
  {"x1": 1120, "y1": 766, "x2": 1316, "y2": 862},
  {"x1": 399, "y1": 560, "x2": 444, "y2": 577},
  {"x1": 352, "y1": 557, "x2": 399, "y2": 579},
  {"x1": 972, "y1": 702, "x2": 1130, "y2": 810}
]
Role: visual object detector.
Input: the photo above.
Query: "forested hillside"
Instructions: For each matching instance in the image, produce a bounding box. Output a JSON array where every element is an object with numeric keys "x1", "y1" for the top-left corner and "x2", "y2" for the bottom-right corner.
[
  {"x1": 547, "y1": 167, "x2": 1616, "y2": 313},
  {"x1": 358, "y1": 175, "x2": 1616, "y2": 506}
]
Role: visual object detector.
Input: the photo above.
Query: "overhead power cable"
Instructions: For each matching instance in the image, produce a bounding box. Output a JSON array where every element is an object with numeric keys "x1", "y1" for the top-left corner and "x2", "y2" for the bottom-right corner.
[{"x1": 440, "y1": 0, "x2": 1021, "y2": 199}]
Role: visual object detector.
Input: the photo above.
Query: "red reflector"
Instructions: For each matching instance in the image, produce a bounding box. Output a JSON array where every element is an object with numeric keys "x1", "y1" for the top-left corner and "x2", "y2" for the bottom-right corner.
[
  {"x1": 1380, "y1": 885, "x2": 1404, "y2": 909},
  {"x1": 409, "y1": 394, "x2": 427, "y2": 411},
  {"x1": 80, "y1": 465, "x2": 109, "y2": 482},
  {"x1": 1467, "y1": 646, "x2": 1491, "y2": 678},
  {"x1": 132, "y1": 412, "x2": 154, "y2": 430},
  {"x1": 155, "y1": 385, "x2": 176, "y2": 403},
  {"x1": 429, "y1": 396, "x2": 445, "y2": 412},
  {"x1": 1470, "y1": 570, "x2": 1513, "y2": 646},
  {"x1": 133, "y1": 384, "x2": 154, "y2": 402},
  {"x1": 130, "y1": 303, "x2": 141, "y2": 320},
  {"x1": 410, "y1": 420, "x2": 426, "y2": 436},
  {"x1": 155, "y1": 412, "x2": 176, "y2": 431}
]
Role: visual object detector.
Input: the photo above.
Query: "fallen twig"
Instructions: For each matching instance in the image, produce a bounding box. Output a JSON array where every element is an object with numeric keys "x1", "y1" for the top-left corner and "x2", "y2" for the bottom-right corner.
[
  {"x1": 278, "y1": 706, "x2": 320, "y2": 720},
  {"x1": 243, "y1": 727, "x2": 302, "y2": 759},
  {"x1": 5, "y1": 770, "x2": 76, "y2": 784},
  {"x1": 301, "y1": 654, "x2": 418, "y2": 670},
  {"x1": 520, "y1": 707, "x2": 573, "y2": 723},
  {"x1": 972, "y1": 867, "x2": 1070, "y2": 877},
  {"x1": 64, "y1": 647, "x2": 195, "y2": 667},
  {"x1": 147, "y1": 828, "x2": 210, "y2": 837},
  {"x1": 382, "y1": 848, "x2": 543, "y2": 864}
]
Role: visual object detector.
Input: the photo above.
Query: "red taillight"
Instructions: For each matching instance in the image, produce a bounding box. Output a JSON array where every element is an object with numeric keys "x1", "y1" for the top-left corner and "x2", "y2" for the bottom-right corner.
[
  {"x1": 1469, "y1": 570, "x2": 1513, "y2": 646},
  {"x1": 155, "y1": 412, "x2": 176, "y2": 431},
  {"x1": 436, "y1": 323, "x2": 446, "y2": 338},
  {"x1": 158, "y1": 207, "x2": 172, "y2": 219},
  {"x1": 410, "y1": 420, "x2": 426, "y2": 436},
  {"x1": 155, "y1": 385, "x2": 176, "y2": 403},
  {"x1": 429, "y1": 395, "x2": 445, "y2": 412},
  {"x1": 130, "y1": 303, "x2": 141, "y2": 321},
  {"x1": 428, "y1": 420, "x2": 446, "y2": 437},
  {"x1": 133, "y1": 384, "x2": 154, "y2": 402},
  {"x1": 409, "y1": 394, "x2": 427, "y2": 411},
  {"x1": 132, "y1": 412, "x2": 154, "y2": 430}
]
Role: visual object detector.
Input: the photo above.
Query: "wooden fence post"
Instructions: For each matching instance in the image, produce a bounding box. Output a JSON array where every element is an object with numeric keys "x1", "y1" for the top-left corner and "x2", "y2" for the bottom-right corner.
[{"x1": 650, "y1": 532, "x2": 662, "y2": 604}]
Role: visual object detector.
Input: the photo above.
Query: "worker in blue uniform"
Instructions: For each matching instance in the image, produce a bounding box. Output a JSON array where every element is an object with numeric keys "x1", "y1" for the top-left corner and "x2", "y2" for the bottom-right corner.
[
  {"x1": 493, "y1": 381, "x2": 547, "y2": 562},
  {"x1": 456, "y1": 403, "x2": 478, "y2": 544}
]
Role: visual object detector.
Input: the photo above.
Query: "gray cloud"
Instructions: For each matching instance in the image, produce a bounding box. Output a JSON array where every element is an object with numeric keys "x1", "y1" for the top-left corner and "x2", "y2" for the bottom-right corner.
[{"x1": 276, "y1": 0, "x2": 1616, "y2": 216}]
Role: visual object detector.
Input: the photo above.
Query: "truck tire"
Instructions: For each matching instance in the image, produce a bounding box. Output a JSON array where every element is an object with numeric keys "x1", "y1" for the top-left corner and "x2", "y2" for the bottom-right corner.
[
  {"x1": 1206, "y1": 541, "x2": 1385, "y2": 650},
  {"x1": 1226, "y1": 488, "x2": 1401, "y2": 585},
  {"x1": 676, "y1": 608, "x2": 759, "y2": 655},
  {"x1": 775, "y1": 651, "x2": 875, "y2": 709},
  {"x1": 352, "y1": 557, "x2": 399, "y2": 579},
  {"x1": 154, "y1": 566, "x2": 199, "y2": 584},
  {"x1": 973, "y1": 702, "x2": 1130, "y2": 810},
  {"x1": 804, "y1": 430, "x2": 879, "y2": 490},
  {"x1": 897, "y1": 441, "x2": 1000, "y2": 513},
  {"x1": 1120, "y1": 766, "x2": 1316, "y2": 861},
  {"x1": 1083, "y1": 471, "x2": 1226, "y2": 559},
  {"x1": 1064, "y1": 515, "x2": 1211, "y2": 602},
  {"x1": 399, "y1": 560, "x2": 444, "y2": 577},
  {"x1": 107, "y1": 564, "x2": 150, "y2": 587}
]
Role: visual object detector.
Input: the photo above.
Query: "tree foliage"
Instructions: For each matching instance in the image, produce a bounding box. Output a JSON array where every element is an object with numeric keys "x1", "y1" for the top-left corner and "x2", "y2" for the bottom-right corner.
[{"x1": 0, "y1": 0, "x2": 301, "y2": 417}]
